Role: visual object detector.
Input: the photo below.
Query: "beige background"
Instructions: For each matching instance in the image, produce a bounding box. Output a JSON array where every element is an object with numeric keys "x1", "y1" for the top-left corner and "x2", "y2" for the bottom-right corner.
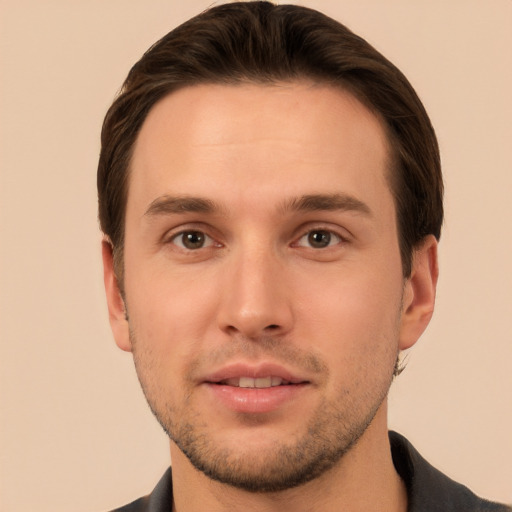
[{"x1": 1, "y1": 1, "x2": 511, "y2": 510}]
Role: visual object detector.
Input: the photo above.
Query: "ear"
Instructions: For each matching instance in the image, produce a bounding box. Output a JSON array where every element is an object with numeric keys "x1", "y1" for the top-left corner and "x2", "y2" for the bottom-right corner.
[
  {"x1": 399, "y1": 235, "x2": 439, "y2": 350},
  {"x1": 101, "y1": 238, "x2": 132, "y2": 352}
]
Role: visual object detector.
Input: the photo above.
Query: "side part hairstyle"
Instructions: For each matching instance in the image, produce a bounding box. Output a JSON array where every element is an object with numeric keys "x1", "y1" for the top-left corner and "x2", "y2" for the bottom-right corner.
[{"x1": 98, "y1": 0, "x2": 443, "y2": 282}]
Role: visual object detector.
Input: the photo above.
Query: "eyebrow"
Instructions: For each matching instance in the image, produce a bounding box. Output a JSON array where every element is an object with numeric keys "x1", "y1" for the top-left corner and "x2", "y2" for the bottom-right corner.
[
  {"x1": 144, "y1": 195, "x2": 220, "y2": 217},
  {"x1": 143, "y1": 192, "x2": 372, "y2": 218},
  {"x1": 281, "y1": 193, "x2": 372, "y2": 216}
]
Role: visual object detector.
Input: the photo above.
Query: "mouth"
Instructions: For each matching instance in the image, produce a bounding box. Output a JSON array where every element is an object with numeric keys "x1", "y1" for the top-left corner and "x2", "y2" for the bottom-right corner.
[
  {"x1": 201, "y1": 364, "x2": 311, "y2": 413},
  {"x1": 213, "y1": 376, "x2": 298, "y2": 388},
  {"x1": 203, "y1": 363, "x2": 310, "y2": 388}
]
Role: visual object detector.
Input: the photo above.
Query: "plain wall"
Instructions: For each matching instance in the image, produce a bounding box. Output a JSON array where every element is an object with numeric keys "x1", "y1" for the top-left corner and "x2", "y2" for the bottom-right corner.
[{"x1": 1, "y1": 1, "x2": 511, "y2": 510}]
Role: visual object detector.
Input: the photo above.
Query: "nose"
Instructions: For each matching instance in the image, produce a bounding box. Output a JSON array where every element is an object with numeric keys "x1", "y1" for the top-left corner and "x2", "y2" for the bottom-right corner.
[{"x1": 217, "y1": 245, "x2": 294, "y2": 339}]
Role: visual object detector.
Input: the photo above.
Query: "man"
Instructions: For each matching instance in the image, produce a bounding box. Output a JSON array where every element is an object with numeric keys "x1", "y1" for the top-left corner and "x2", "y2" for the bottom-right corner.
[{"x1": 97, "y1": 2, "x2": 511, "y2": 511}]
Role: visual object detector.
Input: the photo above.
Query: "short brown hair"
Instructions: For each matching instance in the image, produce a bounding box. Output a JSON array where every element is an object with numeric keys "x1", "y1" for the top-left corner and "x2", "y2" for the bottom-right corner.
[{"x1": 98, "y1": 1, "x2": 443, "y2": 279}]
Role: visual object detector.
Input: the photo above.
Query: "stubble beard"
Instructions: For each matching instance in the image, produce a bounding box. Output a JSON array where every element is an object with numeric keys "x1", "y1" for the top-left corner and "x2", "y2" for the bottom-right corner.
[
  {"x1": 166, "y1": 391, "x2": 387, "y2": 493},
  {"x1": 130, "y1": 332, "x2": 397, "y2": 494}
]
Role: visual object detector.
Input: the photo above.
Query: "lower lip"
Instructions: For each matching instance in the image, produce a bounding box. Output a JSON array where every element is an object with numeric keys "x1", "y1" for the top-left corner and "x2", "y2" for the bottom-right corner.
[{"x1": 205, "y1": 383, "x2": 308, "y2": 414}]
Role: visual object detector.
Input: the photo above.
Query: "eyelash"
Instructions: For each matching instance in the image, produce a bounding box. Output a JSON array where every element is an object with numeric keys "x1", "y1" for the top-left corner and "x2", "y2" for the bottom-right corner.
[
  {"x1": 166, "y1": 226, "x2": 347, "y2": 252},
  {"x1": 168, "y1": 230, "x2": 219, "y2": 250},
  {"x1": 294, "y1": 229, "x2": 344, "y2": 249}
]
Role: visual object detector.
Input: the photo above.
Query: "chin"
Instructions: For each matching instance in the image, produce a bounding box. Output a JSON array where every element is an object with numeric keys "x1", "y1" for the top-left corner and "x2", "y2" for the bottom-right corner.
[{"x1": 162, "y1": 394, "x2": 385, "y2": 493}]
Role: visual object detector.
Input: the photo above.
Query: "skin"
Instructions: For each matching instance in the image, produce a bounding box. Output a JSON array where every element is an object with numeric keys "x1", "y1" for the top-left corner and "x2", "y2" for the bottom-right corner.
[{"x1": 103, "y1": 82, "x2": 438, "y2": 512}]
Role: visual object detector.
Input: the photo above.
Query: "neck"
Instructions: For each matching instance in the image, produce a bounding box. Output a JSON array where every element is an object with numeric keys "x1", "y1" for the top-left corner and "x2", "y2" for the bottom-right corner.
[{"x1": 170, "y1": 402, "x2": 407, "y2": 512}]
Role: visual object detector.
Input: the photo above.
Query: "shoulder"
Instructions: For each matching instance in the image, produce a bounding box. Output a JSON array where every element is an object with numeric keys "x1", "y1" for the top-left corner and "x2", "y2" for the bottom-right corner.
[
  {"x1": 106, "y1": 467, "x2": 173, "y2": 512},
  {"x1": 389, "y1": 431, "x2": 511, "y2": 512},
  {"x1": 108, "y1": 496, "x2": 150, "y2": 512}
]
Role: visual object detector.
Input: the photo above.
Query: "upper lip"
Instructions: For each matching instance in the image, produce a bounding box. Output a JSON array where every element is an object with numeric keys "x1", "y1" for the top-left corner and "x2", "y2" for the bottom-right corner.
[{"x1": 202, "y1": 362, "x2": 309, "y2": 385}]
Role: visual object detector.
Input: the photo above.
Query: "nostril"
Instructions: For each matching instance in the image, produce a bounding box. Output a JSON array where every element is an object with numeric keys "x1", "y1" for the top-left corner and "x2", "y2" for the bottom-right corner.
[{"x1": 265, "y1": 324, "x2": 280, "y2": 331}]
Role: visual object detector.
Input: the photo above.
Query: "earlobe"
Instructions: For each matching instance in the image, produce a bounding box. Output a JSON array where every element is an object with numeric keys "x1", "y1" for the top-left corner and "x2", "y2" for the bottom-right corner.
[
  {"x1": 399, "y1": 235, "x2": 439, "y2": 350},
  {"x1": 101, "y1": 238, "x2": 132, "y2": 352}
]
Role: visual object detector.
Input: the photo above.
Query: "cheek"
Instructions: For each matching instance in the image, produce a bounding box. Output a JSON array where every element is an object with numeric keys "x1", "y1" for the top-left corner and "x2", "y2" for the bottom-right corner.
[
  {"x1": 125, "y1": 262, "x2": 221, "y2": 361},
  {"x1": 296, "y1": 267, "x2": 402, "y2": 371},
  {"x1": 305, "y1": 295, "x2": 399, "y2": 405},
  {"x1": 301, "y1": 263, "x2": 401, "y2": 326}
]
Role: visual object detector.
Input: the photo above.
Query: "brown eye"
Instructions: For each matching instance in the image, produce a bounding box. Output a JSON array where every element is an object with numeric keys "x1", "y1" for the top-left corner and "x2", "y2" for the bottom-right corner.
[
  {"x1": 173, "y1": 230, "x2": 211, "y2": 250},
  {"x1": 307, "y1": 230, "x2": 332, "y2": 248},
  {"x1": 296, "y1": 229, "x2": 342, "y2": 249}
]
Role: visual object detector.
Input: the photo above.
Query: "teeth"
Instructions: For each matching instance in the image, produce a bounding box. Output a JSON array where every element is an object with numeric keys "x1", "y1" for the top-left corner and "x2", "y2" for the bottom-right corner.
[
  {"x1": 271, "y1": 376, "x2": 283, "y2": 386},
  {"x1": 255, "y1": 377, "x2": 272, "y2": 388},
  {"x1": 230, "y1": 376, "x2": 285, "y2": 388},
  {"x1": 239, "y1": 377, "x2": 256, "y2": 388}
]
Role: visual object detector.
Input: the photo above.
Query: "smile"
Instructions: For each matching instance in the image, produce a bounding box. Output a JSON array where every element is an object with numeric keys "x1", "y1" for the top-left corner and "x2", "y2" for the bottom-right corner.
[
  {"x1": 202, "y1": 364, "x2": 311, "y2": 413},
  {"x1": 219, "y1": 376, "x2": 290, "y2": 388}
]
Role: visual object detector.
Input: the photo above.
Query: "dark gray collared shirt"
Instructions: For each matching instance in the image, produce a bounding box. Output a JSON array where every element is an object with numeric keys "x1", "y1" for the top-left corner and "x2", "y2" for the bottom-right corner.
[{"x1": 110, "y1": 431, "x2": 511, "y2": 512}]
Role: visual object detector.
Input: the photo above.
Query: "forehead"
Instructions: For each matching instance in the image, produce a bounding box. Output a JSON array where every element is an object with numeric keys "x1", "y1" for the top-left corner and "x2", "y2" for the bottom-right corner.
[{"x1": 128, "y1": 82, "x2": 393, "y2": 218}]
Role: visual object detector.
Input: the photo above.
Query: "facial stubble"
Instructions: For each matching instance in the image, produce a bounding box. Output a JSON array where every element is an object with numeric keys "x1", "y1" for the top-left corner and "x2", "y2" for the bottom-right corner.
[{"x1": 129, "y1": 329, "x2": 399, "y2": 493}]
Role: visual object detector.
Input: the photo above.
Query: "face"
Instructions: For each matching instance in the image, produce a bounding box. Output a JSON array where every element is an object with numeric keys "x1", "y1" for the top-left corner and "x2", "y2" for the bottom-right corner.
[{"x1": 103, "y1": 82, "x2": 437, "y2": 492}]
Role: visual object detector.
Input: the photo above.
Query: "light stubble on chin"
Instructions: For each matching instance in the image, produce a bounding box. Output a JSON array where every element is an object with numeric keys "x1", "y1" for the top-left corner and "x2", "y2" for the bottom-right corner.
[
  {"x1": 129, "y1": 331, "x2": 397, "y2": 493},
  {"x1": 169, "y1": 392, "x2": 385, "y2": 493}
]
